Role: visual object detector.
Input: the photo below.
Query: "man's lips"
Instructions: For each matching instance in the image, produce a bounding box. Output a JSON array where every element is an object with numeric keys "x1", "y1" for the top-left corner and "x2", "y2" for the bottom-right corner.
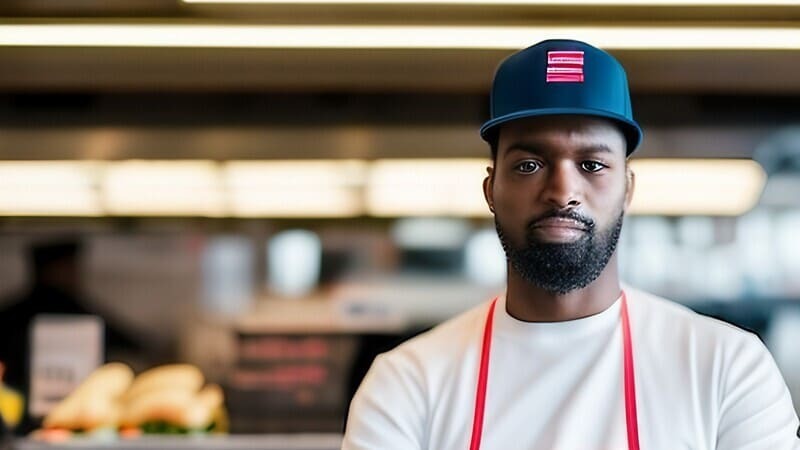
[{"x1": 530, "y1": 217, "x2": 589, "y2": 231}]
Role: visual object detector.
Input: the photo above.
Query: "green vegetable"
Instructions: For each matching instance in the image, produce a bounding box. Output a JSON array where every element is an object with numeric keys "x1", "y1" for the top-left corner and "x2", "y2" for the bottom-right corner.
[{"x1": 139, "y1": 421, "x2": 215, "y2": 435}]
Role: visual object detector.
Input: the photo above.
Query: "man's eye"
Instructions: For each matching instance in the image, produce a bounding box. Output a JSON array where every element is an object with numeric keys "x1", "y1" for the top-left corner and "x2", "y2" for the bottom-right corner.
[
  {"x1": 581, "y1": 161, "x2": 606, "y2": 173},
  {"x1": 515, "y1": 161, "x2": 541, "y2": 173}
]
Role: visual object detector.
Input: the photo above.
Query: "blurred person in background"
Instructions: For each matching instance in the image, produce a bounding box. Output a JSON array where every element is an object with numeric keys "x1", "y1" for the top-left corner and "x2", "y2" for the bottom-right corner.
[
  {"x1": 343, "y1": 39, "x2": 800, "y2": 450},
  {"x1": 0, "y1": 238, "x2": 139, "y2": 433}
]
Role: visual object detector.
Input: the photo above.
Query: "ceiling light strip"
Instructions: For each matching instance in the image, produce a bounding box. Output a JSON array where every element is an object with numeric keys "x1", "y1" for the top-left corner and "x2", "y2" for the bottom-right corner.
[
  {"x1": 2, "y1": 25, "x2": 800, "y2": 50},
  {"x1": 183, "y1": 0, "x2": 800, "y2": 5},
  {"x1": 628, "y1": 159, "x2": 765, "y2": 216}
]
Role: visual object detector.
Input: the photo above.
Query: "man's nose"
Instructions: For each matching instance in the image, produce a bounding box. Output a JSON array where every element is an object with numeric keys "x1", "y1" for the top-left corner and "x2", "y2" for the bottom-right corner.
[{"x1": 542, "y1": 162, "x2": 581, "y2": 209}]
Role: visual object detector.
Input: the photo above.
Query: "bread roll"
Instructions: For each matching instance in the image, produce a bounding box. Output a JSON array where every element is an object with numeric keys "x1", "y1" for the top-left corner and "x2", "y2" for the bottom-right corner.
[
  {"x1": 124, "y1": 364, "x2": 203, "y2": 402},
  {"x1": 195, "y1": 384, "x2": 224, "y2": 412},
  {"x1": 43, "y1": 362, "x2": 133, "y2": 430}
]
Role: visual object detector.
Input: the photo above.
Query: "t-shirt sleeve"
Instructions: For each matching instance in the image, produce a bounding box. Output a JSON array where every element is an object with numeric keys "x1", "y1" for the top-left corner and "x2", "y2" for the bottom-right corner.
[
  {"x1": 342, "y1": 352, "x2": 427, "y2": 450},
  {"x1": 716, "y1": 333, "x2": 800, "y2": 450}
]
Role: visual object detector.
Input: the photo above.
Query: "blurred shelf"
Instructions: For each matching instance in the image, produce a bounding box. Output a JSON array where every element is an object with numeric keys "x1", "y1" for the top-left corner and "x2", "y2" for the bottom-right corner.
[{"x1": 235, "y1": 298, "x2": 408, "y2": 335}]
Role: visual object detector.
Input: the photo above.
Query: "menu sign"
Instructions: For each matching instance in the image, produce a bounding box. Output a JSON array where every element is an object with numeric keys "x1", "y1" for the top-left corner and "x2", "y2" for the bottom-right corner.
[{"x1": 28, "y1": 315, "x2": 103, "y2": 417}]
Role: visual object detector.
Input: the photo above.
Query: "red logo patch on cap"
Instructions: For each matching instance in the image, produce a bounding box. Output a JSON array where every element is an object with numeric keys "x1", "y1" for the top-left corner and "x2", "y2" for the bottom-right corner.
[{"x1": 546, "y1": 50, "x2": 584, "y2": 83}]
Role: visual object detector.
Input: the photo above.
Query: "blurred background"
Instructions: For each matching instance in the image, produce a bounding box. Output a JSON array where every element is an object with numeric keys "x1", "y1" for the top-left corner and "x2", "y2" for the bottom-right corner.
[{"x1": 2, "y1": 0, "x2": 800, "y2": 445}]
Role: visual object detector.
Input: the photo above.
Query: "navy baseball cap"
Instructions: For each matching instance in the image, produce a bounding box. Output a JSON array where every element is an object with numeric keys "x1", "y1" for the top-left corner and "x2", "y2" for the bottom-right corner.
[{"x1": 480, "y1": 39, "x2": 642, "y2": 155}]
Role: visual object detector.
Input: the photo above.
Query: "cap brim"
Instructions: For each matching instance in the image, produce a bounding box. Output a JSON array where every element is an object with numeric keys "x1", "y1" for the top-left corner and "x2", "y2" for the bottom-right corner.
[{"x1": 479, "y1": 107, "x2": 643, "y2": 155}]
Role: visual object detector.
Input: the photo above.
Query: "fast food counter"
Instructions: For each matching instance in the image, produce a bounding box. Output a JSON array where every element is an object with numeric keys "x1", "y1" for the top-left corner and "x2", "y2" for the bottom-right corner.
[
  {"x1": 5, "y1": 282, "x2": 488, "y2": 442},
  {"x1": 13, "y1": 434, "x2": 342, "y2": 450}
]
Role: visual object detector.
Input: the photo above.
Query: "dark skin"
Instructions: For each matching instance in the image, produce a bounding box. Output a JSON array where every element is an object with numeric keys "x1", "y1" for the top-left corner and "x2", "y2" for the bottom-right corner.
[{"x1": 483, "y1": 115, "x2": 636, "y2": 322}]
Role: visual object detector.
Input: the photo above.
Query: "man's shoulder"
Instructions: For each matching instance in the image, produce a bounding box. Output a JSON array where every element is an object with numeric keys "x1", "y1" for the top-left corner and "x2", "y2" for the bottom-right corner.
[
  {"x1": 627, "y1": 287, "x2": 799, "y2": 446},
  {"x1": 376, "y1": 299, "x2": 489, "y2": 371},
  {"x1": 626, "y1": 285, "x2": 762, "y2": 347}
]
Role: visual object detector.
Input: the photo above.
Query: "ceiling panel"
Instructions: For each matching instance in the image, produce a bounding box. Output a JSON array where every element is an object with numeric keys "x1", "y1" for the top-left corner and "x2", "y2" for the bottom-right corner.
[{"x1": 0, "y1": 124, "x2": 773, "y2": 160}]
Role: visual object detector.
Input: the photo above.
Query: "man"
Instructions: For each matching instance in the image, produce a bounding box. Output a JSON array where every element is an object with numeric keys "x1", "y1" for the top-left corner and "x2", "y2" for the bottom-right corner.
[{"x1": 342, "y1": 39, "x2": 800, "y2": 449}]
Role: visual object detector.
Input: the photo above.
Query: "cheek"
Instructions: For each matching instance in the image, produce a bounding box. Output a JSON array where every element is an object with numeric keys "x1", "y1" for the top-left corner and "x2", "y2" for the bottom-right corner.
[
  {"x1": 491, "y1": 175, "x2": 530, "y2": 216},
  {"x1": 588, "y1": 178, "x2": 628, "y2": 224},
  {"x1": 491, "y1": 178, "x2": 533, "y2": 244}
]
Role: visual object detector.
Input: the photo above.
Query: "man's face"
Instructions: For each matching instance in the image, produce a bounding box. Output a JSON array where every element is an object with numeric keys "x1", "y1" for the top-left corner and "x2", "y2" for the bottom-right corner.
[{"x1": 484, "y1": 115, "x2": 634, "y2": 294}]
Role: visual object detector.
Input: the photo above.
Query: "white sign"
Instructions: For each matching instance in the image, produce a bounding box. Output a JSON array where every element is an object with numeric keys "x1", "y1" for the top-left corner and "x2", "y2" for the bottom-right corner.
[{"x1": 28, "y1": 315, "x2": 103, "y2": 417}]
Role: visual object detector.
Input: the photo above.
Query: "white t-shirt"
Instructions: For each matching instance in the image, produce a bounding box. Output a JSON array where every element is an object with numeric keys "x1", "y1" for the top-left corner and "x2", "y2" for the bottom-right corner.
[{"x1": 343, "y1": 287, "x2": 800, "y2": 450}]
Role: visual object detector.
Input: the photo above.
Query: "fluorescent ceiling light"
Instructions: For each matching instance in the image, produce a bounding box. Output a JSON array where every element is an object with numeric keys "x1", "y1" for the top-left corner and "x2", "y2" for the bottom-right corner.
[
  {"x1": 184, "y1": 0, "x2": 800, "y2": 4},
  {"x1": 3, "y1": 24, "x2": 800, "y2": 50},
  {"x1": 0, "y1": 162, "x2": 102, "y2": 216},
  {"x1": 103, "y1": 160, "x2": 224, "y2": 216},
  {"x1": 223, "y1": 160, "x2": 365, "y2": 217},
  {"x1": 0, "y1": 158, "x2": 766, "y2": 218},
  {"x1": 629, "y1": 159, "x2": 765, "y2": 216},
  {"x1": 367, "y1": 159, "x2": 490, "y2": 217}
]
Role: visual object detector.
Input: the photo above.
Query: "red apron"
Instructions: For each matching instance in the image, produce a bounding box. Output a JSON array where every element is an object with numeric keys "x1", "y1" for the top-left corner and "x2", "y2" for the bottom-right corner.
[{"x1": 469, "y1": 291, "x2": 640, "y2": 450}]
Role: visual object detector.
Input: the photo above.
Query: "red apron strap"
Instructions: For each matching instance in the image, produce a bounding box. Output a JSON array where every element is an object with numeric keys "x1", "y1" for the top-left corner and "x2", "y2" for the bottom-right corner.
[
  {"x1": 469, "y1": 292, "x2": 640, "y2": 450},
  {"x1": 621, "y1": 291, "x2": 640, "y2": 450},
  {"x1": 469, "y1": 297, "x2": 498, "y2": 450}
]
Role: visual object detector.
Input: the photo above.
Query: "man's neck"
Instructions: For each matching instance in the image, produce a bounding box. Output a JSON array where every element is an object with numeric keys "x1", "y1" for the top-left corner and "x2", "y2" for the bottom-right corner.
[{"x1": 505, "y1": 258, "x2": 622, "y2": 322}]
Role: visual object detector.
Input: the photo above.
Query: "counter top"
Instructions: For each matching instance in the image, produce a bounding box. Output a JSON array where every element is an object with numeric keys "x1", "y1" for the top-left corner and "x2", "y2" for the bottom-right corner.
[{"x1": 14, "y1": 434, "x2": 342, "y2": 450}]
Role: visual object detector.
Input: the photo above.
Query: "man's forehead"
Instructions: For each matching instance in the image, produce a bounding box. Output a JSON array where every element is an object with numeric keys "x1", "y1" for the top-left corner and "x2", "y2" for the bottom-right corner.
[{"x1": 497, "y1": 115, "x2": 626, "y2": 156}]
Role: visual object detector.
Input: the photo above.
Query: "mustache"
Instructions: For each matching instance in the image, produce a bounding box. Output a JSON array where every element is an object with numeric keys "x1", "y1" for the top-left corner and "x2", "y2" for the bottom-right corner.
[{"x1": 527, "y1": 209, "x2": 595, "y2": 231}]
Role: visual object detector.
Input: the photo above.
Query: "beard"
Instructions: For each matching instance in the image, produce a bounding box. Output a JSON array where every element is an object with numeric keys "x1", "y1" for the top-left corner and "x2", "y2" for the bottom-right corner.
[{"x1": 496, "y1": 207, "x2": 624, "y2": 295}]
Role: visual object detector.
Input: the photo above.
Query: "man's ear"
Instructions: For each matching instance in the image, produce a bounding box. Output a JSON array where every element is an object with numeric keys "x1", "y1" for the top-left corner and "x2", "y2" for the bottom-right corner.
[
  {"x1": 624, "y1": 164, "x2": 635, "y2": 212},
  {"x1": 483, "y1": 165, "x2": 495, "y2": 213}
]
